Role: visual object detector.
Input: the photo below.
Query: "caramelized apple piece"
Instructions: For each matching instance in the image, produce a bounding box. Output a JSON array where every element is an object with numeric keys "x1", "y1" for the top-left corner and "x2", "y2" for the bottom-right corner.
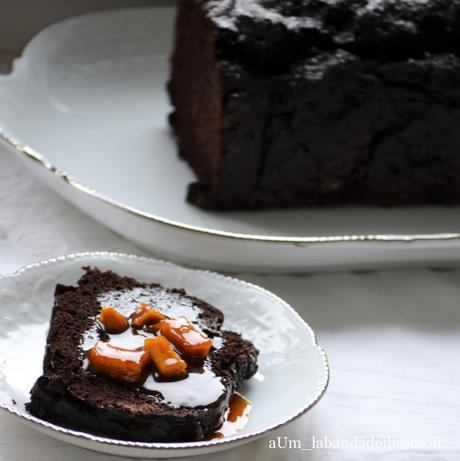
[
  {"x1": 99, "y1": 307, "x2": 129, "y2": 333},
  {"x1": 152, "y1": 317, "x2": 212, "y2": 359},
  {"x1": 227, "y1": 393, "x2": 251, "y2": 422},
  {"x1": 205, "y1": 393, "x2": 252, "y2": 440},
  {"x1": 88, "y1": 341, "x2": 150, "y2": 383},
  {"x1": 131, "y1": 303, "x2": 166, "y2": 329},
  {"x1": 144, "y1": 336, "x2": 188, "y2": 379}
]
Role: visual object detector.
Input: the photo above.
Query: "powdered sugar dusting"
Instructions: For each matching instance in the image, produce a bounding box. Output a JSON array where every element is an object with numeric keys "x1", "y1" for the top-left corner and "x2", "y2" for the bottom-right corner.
[{"x1": 205, "y1": 0, "x2": 321, "y2": 31}]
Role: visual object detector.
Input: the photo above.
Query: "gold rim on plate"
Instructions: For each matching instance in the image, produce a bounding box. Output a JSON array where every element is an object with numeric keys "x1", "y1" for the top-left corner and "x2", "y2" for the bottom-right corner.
[{"x1": 2, "y1": 131, "x2": 460, "y2": 245}]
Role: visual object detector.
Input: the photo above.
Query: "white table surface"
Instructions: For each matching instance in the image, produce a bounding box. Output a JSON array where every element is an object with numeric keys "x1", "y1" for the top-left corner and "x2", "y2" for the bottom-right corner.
[{"x1": 1, "y1": 145, "x2": 459, "y2": 460}]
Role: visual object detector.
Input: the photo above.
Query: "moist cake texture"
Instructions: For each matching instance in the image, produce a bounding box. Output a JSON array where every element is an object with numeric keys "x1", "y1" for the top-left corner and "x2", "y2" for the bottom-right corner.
[
  {"x1": 169, "y1": 0, "x2": 460, "y2": 209},
  {"x1": 27, "y1": 268, "x2": 258, "y2": 442}
]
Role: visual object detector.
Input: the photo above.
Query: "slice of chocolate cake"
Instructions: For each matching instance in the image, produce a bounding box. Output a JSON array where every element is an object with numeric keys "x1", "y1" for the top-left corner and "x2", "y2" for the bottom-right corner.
[
  {"x1": 169, "y1": 0, "x2": 460, "y2": 209},
  {"x1": 27, "y1": 268, "x2": 258, "y2": 442}
]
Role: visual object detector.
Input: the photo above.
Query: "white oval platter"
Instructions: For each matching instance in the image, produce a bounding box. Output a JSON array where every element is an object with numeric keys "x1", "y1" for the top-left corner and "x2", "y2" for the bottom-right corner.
[
  {"x1": 2, "y1": 7, "x2": 460, "y2": 273},
  {"x1": 0, "y1": 252, "x2": 329, "y2": 458}
]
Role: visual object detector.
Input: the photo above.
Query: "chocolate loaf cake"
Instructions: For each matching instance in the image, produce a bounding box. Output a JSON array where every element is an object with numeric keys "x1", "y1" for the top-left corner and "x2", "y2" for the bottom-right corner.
[
  {"x1": 27, "y1": 268, "x2": 258, "y2": 442},
  {"x1": 169, "y1": 0, "x2": 460, "y2": 209}
]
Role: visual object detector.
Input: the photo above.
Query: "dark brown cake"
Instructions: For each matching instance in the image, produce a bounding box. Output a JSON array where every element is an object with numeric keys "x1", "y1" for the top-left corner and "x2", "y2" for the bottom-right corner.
[
  {"x1": 27, "y1": 268, "x2": 258, "y2": 442},
  {"x1": 169, "y1": 0, "x2": 460, "y2": 209}
]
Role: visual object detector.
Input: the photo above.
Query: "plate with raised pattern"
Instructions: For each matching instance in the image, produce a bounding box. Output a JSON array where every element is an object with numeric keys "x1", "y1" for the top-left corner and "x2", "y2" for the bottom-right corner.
[{"x1": 0, "y1": 252, "x2": 328, "y2": 458}]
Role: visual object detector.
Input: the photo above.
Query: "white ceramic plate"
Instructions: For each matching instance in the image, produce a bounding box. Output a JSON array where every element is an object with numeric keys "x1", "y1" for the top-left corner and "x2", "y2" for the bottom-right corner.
[
  {"x1": 0, "y1": 252, "x2": 328, "y2": 458},
  {"x1": 2, "y1": 8, "x2": 460, "y2": 273}
]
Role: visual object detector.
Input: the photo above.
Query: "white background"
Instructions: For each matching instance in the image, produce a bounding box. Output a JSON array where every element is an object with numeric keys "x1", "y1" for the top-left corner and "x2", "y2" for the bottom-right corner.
[{"x1": 0, "y1": 0, "x2": 176, "y2": 52}]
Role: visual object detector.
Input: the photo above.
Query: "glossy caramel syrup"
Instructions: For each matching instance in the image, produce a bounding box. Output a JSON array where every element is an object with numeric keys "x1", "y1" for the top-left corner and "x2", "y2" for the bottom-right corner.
[
  {"x1": 82, "y1": 287, "x2": 253, "y2": 439},
  {"x1": 206, "y1": 393, "x2": 252, "y2": 439},
  {"x1": 82, "y1": 287, "x2": 226, "y2": 408}
]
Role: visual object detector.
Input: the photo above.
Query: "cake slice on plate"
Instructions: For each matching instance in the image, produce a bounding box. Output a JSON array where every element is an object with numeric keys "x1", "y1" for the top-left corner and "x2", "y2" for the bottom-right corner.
[{"x1": 27, "y1": 268, "x2": 258, "y2": 442}]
